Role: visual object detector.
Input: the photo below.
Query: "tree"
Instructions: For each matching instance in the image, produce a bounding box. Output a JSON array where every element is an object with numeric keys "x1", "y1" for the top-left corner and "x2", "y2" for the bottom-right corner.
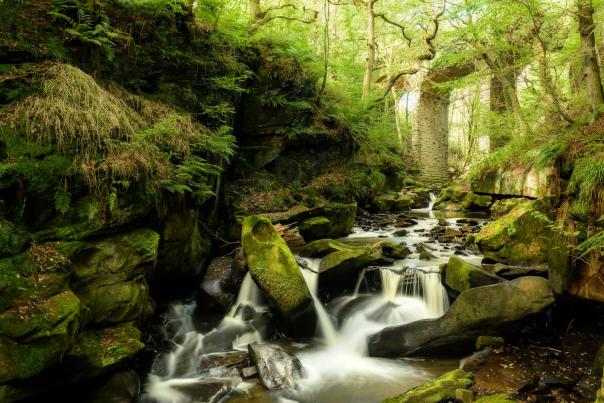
[{"x1": 577, "y1": 0, "x2": 604, "y2": 112}]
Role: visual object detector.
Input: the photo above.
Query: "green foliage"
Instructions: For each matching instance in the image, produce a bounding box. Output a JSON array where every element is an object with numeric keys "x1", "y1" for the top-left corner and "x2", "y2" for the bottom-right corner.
[
  {"x1": 577, "y1": 230, "x2": 604, "y2": 258},
  {"x1": 54, "y1": 189, "x2": 72, "y2": 214},
  {"x1": 569, "y1": 156, "x2": 604, "y2": 207}
]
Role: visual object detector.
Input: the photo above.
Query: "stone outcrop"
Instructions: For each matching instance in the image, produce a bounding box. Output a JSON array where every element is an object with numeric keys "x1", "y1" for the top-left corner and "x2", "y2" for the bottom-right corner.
[
  {"x1": 445, "y1": 256, "x2": 504, "y2": 293},
  {"x1": 368, "y1": 277, "x2": 554, "y2": 357},
  {"x1": 471, "y1": 165, "x2": 559, "y2": 198}
]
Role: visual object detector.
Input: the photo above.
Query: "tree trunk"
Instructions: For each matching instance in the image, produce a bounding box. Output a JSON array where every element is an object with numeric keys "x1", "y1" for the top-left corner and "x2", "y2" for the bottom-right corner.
[
  {"x1": 362, "y1": 2, "x2": 375, "y2": 100},
  {"x1": 249, "y1": 0, "x2": 262, "y2": 21},
  {"x1": 578, "y1": 0, "x2": 604, "y2": 112}
]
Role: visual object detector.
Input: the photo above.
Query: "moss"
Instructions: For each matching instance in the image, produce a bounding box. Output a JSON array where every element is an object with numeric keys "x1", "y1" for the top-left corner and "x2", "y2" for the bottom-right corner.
[
  {"x1": 382, "y1": 369, "x2": 474, "y2": 403},
  {"x1": 372, "y1": 240, "x2": 411, "y2": 259},
  {"x1": 445, "y1": 256, "x2": 502, "y2": 293},
  {"x1": 241, "y1": 215, "x2": 312, "y2": 318},
  {"x1": 0, "y1": 290, "x2": 87, "y2": 383},
  {"x1": 374, "y1": 193, "x2": 414, "y2": 212},
  {"x1": 475, "y1": 200, "x2": 551, "y2": 265},
  {"x1": 433, "y1": 186, "x2": 467, "y2": 210},
  {"x1": 0, "y1": 220, "x2": 30, "y2": 258},
  {"x1": 318, "y1": 202, "x2": 357, "y2": 237},
  {"x1": 297, "y1": 238, "x2": 359, "y2": 257},
  {"x1": 461, "y1": 192, "x2": 493, "y2": 211},
  {"x1": 319, "y1": 249, "x2": 380, "y2": 274},
  {"x1": 66, "y1": 322, "x2": 143, "y2": 375},
  {"x1": 0, "y1": 252, "x2": 70, "y2": 311},
  {"x1": 299, "y1": 216, "x2": 331, "y2": 241}
]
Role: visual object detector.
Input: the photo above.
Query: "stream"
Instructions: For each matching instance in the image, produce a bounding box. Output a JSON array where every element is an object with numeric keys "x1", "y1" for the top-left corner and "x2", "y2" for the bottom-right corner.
[{"x1": 142, "y1": 199, "x2": 488, "y2": 403}]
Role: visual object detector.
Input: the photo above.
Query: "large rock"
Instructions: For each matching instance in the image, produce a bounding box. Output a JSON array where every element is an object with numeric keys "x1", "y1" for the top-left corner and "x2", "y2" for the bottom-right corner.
[
  {"x1": 368, "y1": 277, "x2": 554, "y2": 357},
  {"x1": 490, "y1": 198, "x2": 529, "y2": 216},
  {"x1": 318, "y1": 248, "x2": 382, "y2": 297},
  {"x1": 382, "y1": 369, "x2": 474, "y2": 403},
  {"x1": 156, "y1": 209, "x2": 211, "y2": 279},
  {"x1": 472, "y1": 165, "x2": 559, "y2": 198},
  {"x1": 297, "y1": 238, "x2": 360, "y2": 257},
  {"x1": 299, "y1": 216, "x2": 331, "y2": 241},
  {"x1": 65, "y1": 322, "x2": 144, "y2": 378},
  {"x1": 199, "y1": 253, "x2": 246, "y2": 312},
  {"x1": 475, "y1": 200, "x2": 551, "y2": 265},
  {"x1": 70, "y1": 229, "x2": 159, "y2": 325},
  {"x1": 241, "y1": 216, "x2": 313, "y2": 333},
  {"x1": 248, "y1": 343, "x2": 302, "y2": 391},
  {"x1": 0, "y1": 290, "x2": 87, "y2": 383},
  {"x1": 374, "y1": 193, "x2": 414, "y2": 212},
  {"x1": 433, "y1": 186, "x2": 467, "y2": 211},
  {"x1": 445, "y1": 256, "x2": 504, "y2": 293}
]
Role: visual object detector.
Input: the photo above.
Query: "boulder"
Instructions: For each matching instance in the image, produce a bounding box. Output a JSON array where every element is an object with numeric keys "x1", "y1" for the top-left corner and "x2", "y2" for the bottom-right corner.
[
  {"x1": 319, "y1": 248, "x2": 382, "y2": 296},
  {"x1": 85, "y1": 370, "x2": 140, "y2": 403},
  {"x1": 65, "y1": 322, "x2": 144, "y2": 378},
  {"x1": 297, "y1": 238, "x2": 360, "y2": 257},
  {"x1": 471, "y1": 165, "x2": 559, "y2": 198},
  {"x1": 265, "y1": 203, "x2": 357, "y2": 239},
  {"x1": 374, "y1": 193, "x2": 414, "y2": 212},
  {"x1": 475, "y1": 200, "x2": 552, "y2": 265},
  {"x1": 382, "y1": 369, "x2": 474, "y2": 403},
  {"x1": 373, "y1": 241, "x2": 411, "y2": 260},
  {"x1": 241, "y1": 216, "x2": 313, "y2": 333},
  {"x1": 70, "y1": 229, "x2": 159, "y2": 325},
  {"x1": 0, "y1": 290, "x2": 87, "y2": 383},
  {"x1": 461, "y1": 192, "x2": 493, "y2": 211},
  {"x1": 433, "y1": 186, "x2": 467, "y2": 211},
  {"x1": 445, "y1": 256, "x2": 504, "y2": 293},
  {"x1": 248, "y1": 343, "x2": 302, "y2": 391},
  {"x1": 156, "y1": 209, "x2": 211, "y2": 279},
  {"x1": 481, "y1": 263, "x2": 548, "y2": 280},
  {"x1": 299, "y1": 216, "x2": 331, "y2": 241},
  {"x1": 199, "y1": 254, "x2": 246, "y2": 312},
  {"x1": 490, "y1": 198, "x2": 529, "y2": 216},
  {"x1": 368, "y1": 277, "x2": 554, "y2": 357}
]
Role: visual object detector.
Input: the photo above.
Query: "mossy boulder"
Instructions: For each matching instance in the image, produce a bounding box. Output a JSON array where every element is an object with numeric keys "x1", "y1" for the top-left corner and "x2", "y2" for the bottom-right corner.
[
  {"x1": 373, "y1": 240, "x2": 411, "y2": 259},
  {"x1": 318, "y1": 248, "x2": 382, "y2": 297},
  {"x1": 0, "y1": 290, "x2": 87, "y2": 383},
  {"x1": 475, "y1": 200, "x2": 552, "y2": 265},
  {"x1": 65, "y1": 322, "x2": 144, "y2": 377},
  {"x1": 156, "y1": 209, "x2": 211, "y2": 279},
  {"x1": 70, "y1": 229, "x2": 159, "y2": 325},
  {"x1": 297, "y1": 239, "x2": 359, "y2": 257},
  {"x1": 241, "y1": 216, "x2": 313, "y2": 332},
  {"x1": 263, "y1": 203, "x2": 356, "y2": 239},
  {"x1": 374, "y1": 193, "x2": 414, "y2": 212},
  {"x1": 33, "y1": 193, "x2": 153, "y2": 242},
  {"x1": 0, "y1": 251, "x2": 70, "y2": 311},
  {"x1": 369, "y1": 277, "x2": 554, "y2": 357},
  {"x1": 382, "y1": 369, "x2": 474, "y2": 403},
  {"x1": 491, "y1": 198, "x2": 529, "y2": 216},
  {"x1": 461, "y1": 192, "x2": 493, "y2": 211},
  {"x1": 433, "y1": 186, "x2": 467, "y2": 211},
  {"x1": 445, "y1": 256, "x2": 503, "y2": 293},
  {"x1": 0, "y1": 220, "x2": 30, "y2": 258},
  {"x1": 299, "y1": 216, "x2": 331, "y2": 241}
]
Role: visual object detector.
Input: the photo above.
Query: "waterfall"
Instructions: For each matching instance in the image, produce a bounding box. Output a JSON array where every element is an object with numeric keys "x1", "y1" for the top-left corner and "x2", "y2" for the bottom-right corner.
[
  {"x1": 226, "y1": 271, "x2": 264, "y2": 318},
  {"x1": 298, "y1": 258, "x2": 339, "y2": 345},
  {"x1": 380, "y1": 268, "x2": 402, "y2": 302},
  {"x1": 400, "y1": 267, "x2": 449, "y2": 317}
]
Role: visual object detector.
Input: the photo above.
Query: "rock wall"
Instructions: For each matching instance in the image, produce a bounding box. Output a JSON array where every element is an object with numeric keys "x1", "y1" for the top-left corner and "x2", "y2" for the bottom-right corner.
[{"x1": 471, "y1": 165, "x2": 560, "y2": 198}]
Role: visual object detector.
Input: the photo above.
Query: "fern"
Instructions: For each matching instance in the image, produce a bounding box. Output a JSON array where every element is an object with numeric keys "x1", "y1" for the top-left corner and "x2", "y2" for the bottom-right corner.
[
  {"x1": 577, "y1": 230, "x2": 604, "y2": 258},
  {"x1": 54, "y1": 188, "x2": 72, "y2": 214}
]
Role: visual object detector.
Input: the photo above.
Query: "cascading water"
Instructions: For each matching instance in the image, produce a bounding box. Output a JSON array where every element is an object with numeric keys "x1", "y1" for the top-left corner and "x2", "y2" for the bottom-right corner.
[{"x1": 143, "y1": 204, "x2": 485, "y2": 403}]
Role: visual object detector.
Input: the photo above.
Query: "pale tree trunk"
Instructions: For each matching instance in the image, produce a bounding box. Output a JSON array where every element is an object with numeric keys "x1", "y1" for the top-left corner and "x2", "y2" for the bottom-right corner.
[
  {"x1": 578, "y1": 0, "x2": 604, "y2": 112},
  {"x1": 362, "y1": 1, "x2": 375, "y2": 100},
  {"x1": 249, "y1": 0, "x2": 261, "y2": 21},
  {"x1": 392, "y1": 89, "x2": 404, "y2": 153}
]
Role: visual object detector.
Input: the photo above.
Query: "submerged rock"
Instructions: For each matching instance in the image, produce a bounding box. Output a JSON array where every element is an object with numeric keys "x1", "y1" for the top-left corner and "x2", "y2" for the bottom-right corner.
[
  {"x1": 241, "y1": 216, "x2": 313, "y2": 334},
  {"x1": 368, "y1": 277, "x2": 554, "y2": 357},
  {"x1": 248, "y1": 343, "x2": 302, "y2": 391},
  {"x1": 475, "y1": 200, "x2": 552, "y2": 265},
  {"x1": 445, "y1": 256, "x2": 504, "y2": 293},
  {"x1": 382, "y1": 369, "x2": 474, "y2": 403}
]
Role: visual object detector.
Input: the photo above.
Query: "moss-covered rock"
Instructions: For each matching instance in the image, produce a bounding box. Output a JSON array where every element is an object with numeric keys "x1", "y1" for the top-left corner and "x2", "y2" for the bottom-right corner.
[
  {"x1": 299, "y1": 216, "x2": 331, "y2": 241},
  {"x1": 445, "y1": 256, "x2": 503, "y2": 293},
  {"x1": 0, "y1": 290, "x2": 87, "y2": 383},
  {"x1": 433, "y1": 186, "x2": 467, "y2": 211},
  {"x1": 373, "y1": 240, "x2": 411, "y2": 259},
  {"x1": 241, "y1": 216, "x2": 313, "y2": 329},
  {"x1": 318, "y1": 248, "x2": 382, "y2": 297},
  {"x1": 461, "y1": 192, "x2": 493, "y2": 211},
  {"x1": 475, "y1": 336, "x2": 504, "y2": 350},
  {"x1": 475, "y1": 200, "x2": 552, "y2": 265},
  {"x1": 297, "y1": 238, "x2": 359, "y2": 257},
  {"x1": 66, "y1": 322, "x2": 144, "y2": 377},
  {"x1": 0, "y1": 220, "x2": 30, "y2": 258},
  {"x1": 318, "y1": 202, "x2": 357, "y2": 238},
  {"x1": 369, "y1": 277, "x2": 554, "y2": 357},
  {"x1": 490, "y1": 198, "x2": 529, "y2": 216},
  {"x1": 70, "y1": 229, "x2": 159, "y2": 325},
  {"x1": 156, "y1": 209, "x2": 211, "y2": 279},
  {"x1": 374, "y1": 193, "x2": 414, "y2": 212},
  {"x1": 382, "y1": 369, "x2": 474, "y2": 403},
  {"x1": 0, "y1": 251, "x2": 70, "y2": 311}
]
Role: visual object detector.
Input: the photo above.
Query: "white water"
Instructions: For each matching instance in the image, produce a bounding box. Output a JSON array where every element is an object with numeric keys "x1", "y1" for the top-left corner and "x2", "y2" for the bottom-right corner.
[{"x1": 144, "y1": 204, "x2": 485, "y2": 403}]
